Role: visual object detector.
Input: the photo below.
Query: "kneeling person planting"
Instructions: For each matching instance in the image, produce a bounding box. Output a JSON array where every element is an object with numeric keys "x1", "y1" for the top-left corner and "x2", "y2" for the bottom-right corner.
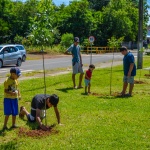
[{"x1": 19, "y1": 94, "x2": 61, "y2": 131}]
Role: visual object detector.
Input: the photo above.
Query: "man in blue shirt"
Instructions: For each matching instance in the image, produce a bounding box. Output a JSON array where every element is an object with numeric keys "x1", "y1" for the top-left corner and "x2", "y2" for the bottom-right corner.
[
  {"x1": 120, "y1": 46, "x2": 136, "y2": 97},
  {"x1": 65, "y1": 37, "x2": 84, "y2": 89}
]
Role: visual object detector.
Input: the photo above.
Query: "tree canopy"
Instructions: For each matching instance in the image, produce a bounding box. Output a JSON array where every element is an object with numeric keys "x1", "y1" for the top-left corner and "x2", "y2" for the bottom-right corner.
[{"x1": 0, "y1": 0, "x2": 149, "y2": 47}]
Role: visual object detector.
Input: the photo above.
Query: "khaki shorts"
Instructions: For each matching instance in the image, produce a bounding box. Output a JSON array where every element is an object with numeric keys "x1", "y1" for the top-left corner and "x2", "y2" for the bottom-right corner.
[
  {"x1": 123, "y1": 76, "x2": 134, "y2": 84},
  {"x1": 72, "y1": 62, "x2": 84, "y2": 74}
]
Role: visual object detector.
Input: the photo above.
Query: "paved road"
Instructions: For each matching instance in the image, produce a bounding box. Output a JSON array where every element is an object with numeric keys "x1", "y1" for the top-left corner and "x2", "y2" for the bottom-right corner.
[{"x1": 0, "y1": 51, "x2": 138, "y2": 78}]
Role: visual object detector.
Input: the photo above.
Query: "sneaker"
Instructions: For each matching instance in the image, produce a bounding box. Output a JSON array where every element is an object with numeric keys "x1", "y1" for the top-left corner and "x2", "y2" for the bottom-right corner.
[
  {"x1": 11, "y1": 125, "x2": 18, "y2": 129},
  {"x1": 73, "y1": 86, "x2": 77, "y2": 89}
]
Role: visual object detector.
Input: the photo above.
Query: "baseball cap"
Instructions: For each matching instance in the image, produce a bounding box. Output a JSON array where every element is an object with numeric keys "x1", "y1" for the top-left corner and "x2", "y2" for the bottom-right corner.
[
  {"x1": 49, "y1": 94, "x2": 59, "y2": 107},
  {"x1": 119, "y1": 46, "x2": 127, "y2": 52},
  {"x1": 10, "y1": 67, "x2": 21, "y2": 76},
  {"x1": 74, "y1": 37, "x2": 80, "y2": 42}
]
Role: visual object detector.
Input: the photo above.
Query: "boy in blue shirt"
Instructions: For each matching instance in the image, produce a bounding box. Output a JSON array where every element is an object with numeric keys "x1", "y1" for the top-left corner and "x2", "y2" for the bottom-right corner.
[{"x1": 120, "y1": 46, "x2": 136, "y2": 97}]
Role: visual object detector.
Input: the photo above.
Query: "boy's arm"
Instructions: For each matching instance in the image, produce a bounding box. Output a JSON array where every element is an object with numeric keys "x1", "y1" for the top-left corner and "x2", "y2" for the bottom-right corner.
[
  {"x1": 85, "y1": 71, "x2": 90, "y2": 80},
  {"x1": 79, "y1": 53, "x2": 83, "y2": 66},
  {"x1": 128, "y1": 63, "x2": 134, "y2": 77},
  {"x1": 36, "y1": 109, "x2": 49, "y2": 131},
  {"x1": 64, "y1": 49, "x2": 69, "y2": 54},
  {"x1": 54, "y1": 107, "x2": 60, "y2": 124},
  {"x1": 4, "y1": 89, "x2": 17, "y2": 96}
]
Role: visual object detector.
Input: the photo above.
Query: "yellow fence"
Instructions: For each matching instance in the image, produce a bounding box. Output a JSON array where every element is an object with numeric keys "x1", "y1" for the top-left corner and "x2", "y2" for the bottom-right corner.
[{"x1": 81, "y1": 47, "x2": 119, "y2": 54}]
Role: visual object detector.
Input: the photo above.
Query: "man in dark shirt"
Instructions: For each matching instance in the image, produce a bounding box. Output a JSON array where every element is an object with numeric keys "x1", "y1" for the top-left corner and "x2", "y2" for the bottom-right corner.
[
  {"x1": 120, "y1": 46, "x2": 136, "y2": 97},
  {"x1": 19, "y1": 94, "x2": 61, "y2": 131}
]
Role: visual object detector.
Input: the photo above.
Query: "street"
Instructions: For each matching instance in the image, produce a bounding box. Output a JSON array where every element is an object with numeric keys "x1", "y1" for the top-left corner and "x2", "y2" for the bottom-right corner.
[{"x1": 0, "y1": 51, "x2": 138, "y2": 78}]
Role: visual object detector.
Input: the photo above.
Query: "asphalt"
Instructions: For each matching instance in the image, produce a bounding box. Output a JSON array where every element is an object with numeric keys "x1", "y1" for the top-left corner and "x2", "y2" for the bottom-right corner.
[{"x1": 0, "y1": 60, "x2": 123, "y2": 84}]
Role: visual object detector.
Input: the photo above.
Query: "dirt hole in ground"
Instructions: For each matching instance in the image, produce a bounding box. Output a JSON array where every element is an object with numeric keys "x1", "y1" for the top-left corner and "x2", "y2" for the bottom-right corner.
[
  {"x1": 144, "y1": 74, "x2": 150, "y2": 77},
  {"x1": 134, "y1": 80, "x2": 146, "y2": 84},
  {"x1": 90, "y1": 92, "x2": 107, "y2": 96},
  {"x1": 18, "y1": 127, "x2": 58, "y2": 138}
]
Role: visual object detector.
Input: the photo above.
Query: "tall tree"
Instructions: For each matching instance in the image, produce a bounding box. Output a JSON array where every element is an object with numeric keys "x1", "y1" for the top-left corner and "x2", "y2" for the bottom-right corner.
[
  {"x1": 88, "y1": 0, "x2": 110, "y2": 11},
  {"x1": 29, "y1": 0, "x2": 55, "y2": 47},
  {"x1": 54, "y1": 0, "x2": 95, "y2": 42}
]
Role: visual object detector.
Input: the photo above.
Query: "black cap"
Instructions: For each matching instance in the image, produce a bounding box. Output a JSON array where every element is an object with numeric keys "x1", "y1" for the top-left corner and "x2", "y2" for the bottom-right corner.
[
  {"x1": 119, "y1": 46, "x2": 127, "y2": 52},
  {"x1": 10, "y1": 67, "x2": 21, "y2": 76},
  {"x1": 74, "y1": 37, "x2": 79, "y2": 42},
  {"x1": 49, "y1": 94, "x2": 59, "y2": 107}
]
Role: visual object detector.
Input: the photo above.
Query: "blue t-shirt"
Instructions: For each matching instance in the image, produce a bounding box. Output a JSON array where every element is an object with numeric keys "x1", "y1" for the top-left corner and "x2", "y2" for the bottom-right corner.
[
  {"x1": 123, "y1": 52, "x2": 136, "y2": 76},
  {"x1": 67, "y1": 44, "x2": 81, "y2": 63}
]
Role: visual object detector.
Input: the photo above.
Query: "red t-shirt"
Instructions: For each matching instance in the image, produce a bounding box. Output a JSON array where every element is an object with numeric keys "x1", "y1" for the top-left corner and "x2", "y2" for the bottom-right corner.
[{"x1": 85, "y1": 69, "x2": 92, "y2": 80}]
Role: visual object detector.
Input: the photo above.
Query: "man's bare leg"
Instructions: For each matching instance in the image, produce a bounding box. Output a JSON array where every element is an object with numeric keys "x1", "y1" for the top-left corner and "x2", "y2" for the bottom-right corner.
[
  {"x1": 3, "y1": 115, "x2": 9, "y2": 128},
  {"x1": 129, "y1": 83, "x2": 134, "y2": 95},
  {"x1": 12, "y1": 116, "x2": 16, "y2": 127},
  {"x1": 78, "y1": 73, "x2": 84, "y2": 87},
  {"x1": 121, "y1": 82, "x2": 128, "y2": 95},
  {"x1": 19, "y1": 106, "x2": 30, "y2": 119},
  {"x1": 72, "y1": 74, "x2": 76, "y2": 88}
]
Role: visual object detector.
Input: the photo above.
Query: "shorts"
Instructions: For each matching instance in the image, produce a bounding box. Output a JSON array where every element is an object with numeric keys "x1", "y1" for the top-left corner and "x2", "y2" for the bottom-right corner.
[
  {"x1": 27, "y1": 114, "x2": 36, "y2": 122},
  {"x1": 72, "y1": 62, "x2": 84, "y2": 74},
  {"x1": 27, "y1": 109, "x2": 46, "y2": 122},
  {"x1": 4, "y1": 98, "x2": 18, "y2": 116},
  {"x1": 123, "y1": 76, "x2": 134, "y2": 84},
  {"x1": 84, "y1": 79, "x2": 90, "y2": 86}
]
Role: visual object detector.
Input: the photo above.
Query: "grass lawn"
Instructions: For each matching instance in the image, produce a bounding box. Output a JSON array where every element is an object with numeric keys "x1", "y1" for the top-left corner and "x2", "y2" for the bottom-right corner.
[{"x1": 0, "y1": 56, "x2": 150, "y2": 150}]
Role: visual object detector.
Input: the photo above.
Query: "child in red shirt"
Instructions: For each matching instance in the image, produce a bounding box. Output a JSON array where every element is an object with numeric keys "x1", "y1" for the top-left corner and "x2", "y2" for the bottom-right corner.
[{"x1": 84, "y1": 64, "x2": 95, "y2": 95}]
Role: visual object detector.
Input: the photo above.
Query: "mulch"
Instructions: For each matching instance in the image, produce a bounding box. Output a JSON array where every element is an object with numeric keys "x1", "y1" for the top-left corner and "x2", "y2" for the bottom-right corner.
[
  {"x1": 18, "y1": 127, "x2": 58, "y2": 138},
  {"x1": 134, "y1": 80, "x2": 146, "y2": 84}
]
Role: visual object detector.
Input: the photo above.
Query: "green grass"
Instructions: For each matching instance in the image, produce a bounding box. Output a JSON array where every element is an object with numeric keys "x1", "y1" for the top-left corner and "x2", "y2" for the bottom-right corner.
[{"x1": 0, "y1": 56, "x2": 150, "y2": 150}]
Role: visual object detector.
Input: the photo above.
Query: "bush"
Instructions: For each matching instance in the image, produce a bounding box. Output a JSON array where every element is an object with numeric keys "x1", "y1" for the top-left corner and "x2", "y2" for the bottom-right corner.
[{"x1": 60, "y1": 33, "x2": 73, "y2": 50}]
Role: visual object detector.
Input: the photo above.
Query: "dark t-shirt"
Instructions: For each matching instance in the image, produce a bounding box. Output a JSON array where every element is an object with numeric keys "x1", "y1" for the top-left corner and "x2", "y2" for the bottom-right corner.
[
  {"x1": 123, "y1": 52, "x2": 136, "y2": 76},
  {"x1": 30, "y1": 94, "x2": 50, "y2": 117}
]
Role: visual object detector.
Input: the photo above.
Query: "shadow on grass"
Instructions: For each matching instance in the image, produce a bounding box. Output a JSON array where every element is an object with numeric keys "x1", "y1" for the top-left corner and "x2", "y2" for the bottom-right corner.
[
  {"x1": 81, "y1": 92, "x2": 132, "y2": 99},
  {"x1": 22, "y1": 86, "x2": 44, "y2": 92},
  {"x1": 0, "y1": 126, "x2": 22, "y2": 137},
  {"x1": 56, "y1": 87, "x2": 73, "y2": 93},
  {"x1": 0, "y1": 141, "x2": 18, "y2": 150}
]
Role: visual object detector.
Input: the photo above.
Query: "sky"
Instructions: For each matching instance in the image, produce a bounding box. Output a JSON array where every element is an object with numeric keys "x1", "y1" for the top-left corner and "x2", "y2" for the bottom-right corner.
[{"x1": 53, "y1": 0, "x2": 72, "y2": 6}]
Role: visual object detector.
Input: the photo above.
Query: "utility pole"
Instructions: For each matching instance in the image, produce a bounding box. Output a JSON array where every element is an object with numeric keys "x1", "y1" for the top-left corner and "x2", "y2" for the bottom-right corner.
[{"x1": 137, "y1": 0, "x2": 143, "y2": 69}]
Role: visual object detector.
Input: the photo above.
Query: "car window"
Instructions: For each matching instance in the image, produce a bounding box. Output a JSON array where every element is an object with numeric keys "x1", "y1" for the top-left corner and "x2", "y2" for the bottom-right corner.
[
  {"x1": 0, "y1": 50, "x2": 3, "y2": 54},
  {"x1": 3, "y1": 47, "x2": 10, "y2": 53},
  {"x1": 16, "y1": 46, "x2": 24, "y2": 50},
  {"x1": 9, "y1": 47, "x2": 18, "y2": 53},
  {"x1": 0, "y1": 47, "x2": 2, "y2": 50}
]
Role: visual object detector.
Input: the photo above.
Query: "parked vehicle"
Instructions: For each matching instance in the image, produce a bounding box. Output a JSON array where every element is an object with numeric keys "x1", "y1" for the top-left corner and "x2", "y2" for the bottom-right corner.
[
  {"x1": 14, "y1": 44, "x2": 27, "y2": 62},
  {"x1": 0, "y1": 45, "x2": 22, "y2": 68}
]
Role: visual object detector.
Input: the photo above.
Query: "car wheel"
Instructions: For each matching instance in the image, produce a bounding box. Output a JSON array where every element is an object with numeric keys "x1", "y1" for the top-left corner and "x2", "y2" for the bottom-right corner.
[
  {"x1": 22, "y1": 55, "x2": 26, "y2": 62},
  {"x1": 0, "y1": 60, "x2": 3, "y2": 68},
  {"x1": 16, "y1": 58, "x2": 22, "y2": 67}
]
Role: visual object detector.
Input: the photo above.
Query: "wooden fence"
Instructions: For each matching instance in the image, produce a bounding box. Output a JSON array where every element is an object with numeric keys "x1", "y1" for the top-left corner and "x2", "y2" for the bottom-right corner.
[{"x1": 81, "y1": 47, "x2": 119, "y2": 54}]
